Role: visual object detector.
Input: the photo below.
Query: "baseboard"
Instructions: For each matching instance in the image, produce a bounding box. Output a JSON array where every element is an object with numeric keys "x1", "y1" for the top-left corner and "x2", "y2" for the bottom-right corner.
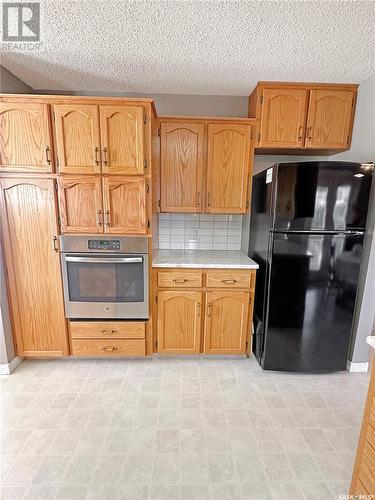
[
  {"x1": 0, "y1": 356, "x2": 23, "y2": 375},
  {"x1": 346, "y1": 360, "x2": 369, "y2": 373}
]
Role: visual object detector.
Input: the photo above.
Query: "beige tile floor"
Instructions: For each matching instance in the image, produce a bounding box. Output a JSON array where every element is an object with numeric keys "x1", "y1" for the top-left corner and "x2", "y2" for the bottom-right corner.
[{"x1": 0, "y1": 356, "x2": 370, "y2": 500}]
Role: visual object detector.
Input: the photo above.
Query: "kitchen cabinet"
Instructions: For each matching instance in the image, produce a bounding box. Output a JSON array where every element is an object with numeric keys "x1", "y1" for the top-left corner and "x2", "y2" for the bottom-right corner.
[
  {"x1": 0, "y1": 102, "x2": 53, "y2": 172},
  {"x1": 157, "y1": 290, "x2": 202, "y2": 354},
  {"x1": 305, "y1": 89, "x2": 355, "y2": 149},
  {"x1": 103, "y1": 176, "x2": 147, "y2": 234},
  {"x1": 204, "y1": 290, "x2": 250, "y2": 354},
  {"x1": 58, "y1": 175, "x2": 103, "y2": 233},
  {"x1": 0, "y1": 178, "x2": 68, "y2": 356},
  {"x1": 206, "y1": 123, "x2": 251, "y2": 213},
  {"x1": 160, "y1": 122, "x2": 204, "y2": 212},
  {"x1": 154, "y1": 268, "x2": 255, "y2": 355},
  {"x1": 159, "y1": 118, "x2": 254, "y2": 214},
  {"x1": 53, "y1": 104, "x2": 101, "y2": 174},
  {"x1": 248, "y1": 82, "x2": 357, "y2": 153},
  {"x1": 53, "y1": 104, "x2": 145, "y2": 175},
  {"x1": 58, "y1": 176, "x2": 147, "y2": 234},
  {"x1": 257, "y1": 88, "x2": 308, "y2": 148},
  {"x1": 350, "y1": 352, "x2": 375, "y2": 496}
]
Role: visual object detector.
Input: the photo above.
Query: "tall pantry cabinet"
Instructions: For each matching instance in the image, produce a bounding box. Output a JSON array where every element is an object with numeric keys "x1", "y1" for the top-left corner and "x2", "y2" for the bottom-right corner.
[{"x1": 0, "y1": 95, "x2": 155, "y2": 357}]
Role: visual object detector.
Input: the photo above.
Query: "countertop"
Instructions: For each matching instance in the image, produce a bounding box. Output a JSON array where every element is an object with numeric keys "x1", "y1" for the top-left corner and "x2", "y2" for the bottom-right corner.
[{"x1": 152, "y1": 250, "x2": 259, "y2": 269}]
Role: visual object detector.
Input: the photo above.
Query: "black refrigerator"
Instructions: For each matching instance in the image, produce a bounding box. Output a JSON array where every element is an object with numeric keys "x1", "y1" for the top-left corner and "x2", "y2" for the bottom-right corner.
[{"x1": 248, "y1": 161, "x2": 373, "y2": 372}]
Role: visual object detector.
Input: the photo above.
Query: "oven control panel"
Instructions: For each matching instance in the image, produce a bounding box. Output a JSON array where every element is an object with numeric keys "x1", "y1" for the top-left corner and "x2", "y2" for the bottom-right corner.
[{"x1": 88, "y1": 240, "x2": 120, "y2": 250}]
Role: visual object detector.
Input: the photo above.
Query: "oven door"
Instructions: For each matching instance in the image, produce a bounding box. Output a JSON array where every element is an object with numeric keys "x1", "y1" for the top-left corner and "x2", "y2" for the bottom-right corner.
[{"x1": 61, "y1": 254, "x2": 148, "y2": 319}]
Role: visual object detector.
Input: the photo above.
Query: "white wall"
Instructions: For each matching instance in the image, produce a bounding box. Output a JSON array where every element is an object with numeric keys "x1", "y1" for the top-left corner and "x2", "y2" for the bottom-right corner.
[{"x1": 0, "y1": 65, "x2": 32, "y2": 93}]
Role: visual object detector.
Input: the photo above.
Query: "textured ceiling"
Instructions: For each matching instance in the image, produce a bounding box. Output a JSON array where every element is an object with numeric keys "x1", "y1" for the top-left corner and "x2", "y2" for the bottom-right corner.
[{"x1": 2, "y1": 0, "x2": 375, "y2": 95}]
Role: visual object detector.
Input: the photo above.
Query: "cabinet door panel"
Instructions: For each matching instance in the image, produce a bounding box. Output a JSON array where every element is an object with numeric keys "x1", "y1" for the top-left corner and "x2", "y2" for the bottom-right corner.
[
  {"x1": 100, "y1": 106, "x2": 144, "y2": 175},
  {"x1": 103, "y1": 177, "x2": 147, "y2": 234},
  {"x1": 160, "y1": 122, "x2": 204, "y2": 212},
  {"x1": 206, "y1": 123, "x2": 251, "y2": 213},
  {"x1": 260, "y1": 89, "x2": 308, "y2": 148},
  {"x1": 306, "y1": 90, "x2": 355, "y2": 149},
  {"x1": 54, "y1": 105, "x2": 101, "y2": 174},
  {"x1": 0, "y1": 178, "x2": 68, "y2": 356},
  {"x1": 0, "y1": 103, "x2": 52, "y2": 172},
  {"x1": 204, "y1": 291, "x2": 249, "y2": 354},
  {"x1": 158, "y1": 290, "x2": 202, "y2": 354},
  {"x1": 58, "y1": 176, "x2": 103, "y2": 233}
]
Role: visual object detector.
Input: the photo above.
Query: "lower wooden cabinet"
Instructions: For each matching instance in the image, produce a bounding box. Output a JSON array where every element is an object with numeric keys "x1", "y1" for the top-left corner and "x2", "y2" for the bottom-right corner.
[
  {"x1": 0, "y1": 178, "x2": 68, "y2": 356},
  {"x1": 155, "y1": 268, "x2": 255, "y2": 355},
  {"x1": 157, "y1": 290, "x2": 202, "y2": 354},
  {"x1": 204, "y1": 290, "x2": 250, "y2": 354}
]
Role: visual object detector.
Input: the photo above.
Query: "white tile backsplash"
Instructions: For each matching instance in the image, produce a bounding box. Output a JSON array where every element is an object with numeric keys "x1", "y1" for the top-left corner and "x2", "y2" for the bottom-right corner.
[{"x1": 159, "y1": 213, "x2": 243, "y2": 250}]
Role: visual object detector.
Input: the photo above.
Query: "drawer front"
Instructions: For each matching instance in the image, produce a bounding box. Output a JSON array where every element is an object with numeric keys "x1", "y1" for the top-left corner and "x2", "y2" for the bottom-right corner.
[
  {"x1": 206, "y1": 270, "x2": 252, "y2": 289},
  {"x1": 69, "y1": 321, "x2": 145, "y2": 339},
  {"x1": 71, "y1": 339, "x2": 146, "y2": 357},
  {"x1": 158, "y1": 271, "x2": 203, "y2": 288}
]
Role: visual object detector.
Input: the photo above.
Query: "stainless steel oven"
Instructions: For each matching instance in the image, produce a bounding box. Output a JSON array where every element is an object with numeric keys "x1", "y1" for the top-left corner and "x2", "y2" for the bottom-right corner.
[{"x1": 60, "y1": 235, "x2": 148, "y2": 319}]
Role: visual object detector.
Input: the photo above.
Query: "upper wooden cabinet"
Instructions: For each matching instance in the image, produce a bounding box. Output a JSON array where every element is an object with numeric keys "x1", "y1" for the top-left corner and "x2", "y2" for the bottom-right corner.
[
  {"x1": 160, "y1": 122, "x2": 204, "y2": 212},
  {"x1": 249, "y1": 82, "x2": 358, "y2": 153},
  {"x1": 258, "y1": 88, "x2": 308, "y2": 148},
  {"x1": 57, "y1": 175, "x2": 147, "y2": 235},
  {"x1": 0, "y1": 102, "x2": 53, "y2": 172},
  {"x1": 305, "y1": 89, "x2": 355, "y2": 149},
  {"x1": 53, "y1": 103, "x2": 145, "y2": 175},
  {"x1": 100, "y1": 106, "x2": 145, "y2": 175},
  {"x1": 159, "y1": 118, "x2": 254, "y2": 214},
  {"x1": 54, "y1": 105, "x2": 101, "y2": 174},
  {"x1": 0, "y1": 178, "x2": 68, "y2": 356},
  {"x1": 206, "y1": 123, "x2": 251, "y2": 213}
]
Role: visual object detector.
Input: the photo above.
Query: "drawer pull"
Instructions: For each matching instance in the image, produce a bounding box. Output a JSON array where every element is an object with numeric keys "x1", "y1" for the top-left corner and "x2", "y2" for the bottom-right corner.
[
  {"x1": 173, "y1": 278, "x2": 187, "y2": 283},
  {"x1": 100, "y1": 329, "x2": 117, "y2": 334},
  {"x1": 222, "y1": 279, "x2": 237, "y2": 284},
  {"x1": 101, "y1": 346, "x2": 118, "y2": 352},
  {"x1": 207, "y1": 302, "x2": 212, "y2": 316}
]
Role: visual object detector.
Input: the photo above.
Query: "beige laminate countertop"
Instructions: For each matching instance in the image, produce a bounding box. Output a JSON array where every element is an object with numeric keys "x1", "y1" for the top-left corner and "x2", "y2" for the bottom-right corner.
[{"x1": 152, "y1": 250, "x2": 259, "y2": 269}]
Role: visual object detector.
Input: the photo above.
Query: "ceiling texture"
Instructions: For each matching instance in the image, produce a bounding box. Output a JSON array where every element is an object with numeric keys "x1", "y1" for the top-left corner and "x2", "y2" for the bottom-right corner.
[{"x1": 2, "y1": 0, "x2": 375, "y2": 95}]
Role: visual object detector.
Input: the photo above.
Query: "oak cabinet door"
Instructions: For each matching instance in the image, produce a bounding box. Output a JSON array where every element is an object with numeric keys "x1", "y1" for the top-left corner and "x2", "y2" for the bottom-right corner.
[
  {"x1": 306, "y1": 90, "x2": 355, "y2": 149},
  {"x1": 204, "y1": 291, "x2": 250, "y2": 354},
  {"x1": 54, "y1": 104, "x2": 101, "y2": 174},
  {"x1": 0, "y1": 103, "x2": 53, "y2": 172},
  {"x1": 100, "y1": 106, "x2": 145, "y2": 175},
  {"x1": 58, "y1": 176, "x2": 103, "y2": 233},
  {"x1": 206, "y1": 123, "x2": 251, "y2": 213},
  {"x1": 157, "y1": 290, "x2": 202, "y2": 354},
  {"x1": 103, "y1": 176, "x2": 147, "y2": 234},
  {"x1": 0, "y1": 178, "x2": 68, "y2": 356},
  {"x1": 160, "y1": 122, "x2": 204, "y2": 212},
  {"x1": 259, "y1": 88, "x2": 308, "y2": 148}
]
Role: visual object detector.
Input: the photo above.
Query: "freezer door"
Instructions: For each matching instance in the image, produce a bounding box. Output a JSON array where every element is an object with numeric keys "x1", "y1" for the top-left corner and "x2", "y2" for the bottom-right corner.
[
  {"x1": 272, "y1": 162, "x2": 372, "y2": 232},
  {"x1": 262, "y1": 232, "x2": 364, "y2": 372}
]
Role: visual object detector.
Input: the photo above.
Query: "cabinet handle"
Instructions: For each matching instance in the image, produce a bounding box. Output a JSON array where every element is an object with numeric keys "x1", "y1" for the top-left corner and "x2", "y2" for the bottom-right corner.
[
  {"x1": 298, "y1": 126, "x2": 303, "y2": 141},
  {"x1": 207, "y1": 192, "x2": 211, "y2": 207},
  {"x1": 103, "y1": 147, "x2": 108, "y2": 165},
  {"x1": 96, "y1": 209, "x2": 103, "y2": 227},
  {"x1": 197, "y1": 302, "x2": 201, "y2": 317},
  {"x1": 105, "y1": 210, "x2": 111, "y2": 227},
  {"x1": 222, "y1": 279, "x2": 237, "y2": 284},
  {"x1": 94, "y1": 147, "x2": 101, "y2": 166},
  {"x1": 100, "y1": 329, "x2": 117, "y2": 334},
  {"x1": 173, "y1": 278, "x2": 187, "y2": 283},
  {"x1": 197, "y1": 192, "x2": 201, "y2": 207},
  {"x1": 52, "y1": 236, "x2": 59, "y2": 253},
  {"x1": 45, "y1": 146, "x2": 51, "y2": 165},
  {"x1": 101, "y1": 346, "x2": 118, "y2": 352},
  {"x1": 307, "y1": 126, "x2": 313, "y2": 140},
  {"x1": 207, "y1": 302, "x2": 212, "y2": 316}
]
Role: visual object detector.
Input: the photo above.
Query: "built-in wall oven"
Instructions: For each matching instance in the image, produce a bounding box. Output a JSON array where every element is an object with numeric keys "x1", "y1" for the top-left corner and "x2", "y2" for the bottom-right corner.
[{"x1": 60, "y1": 235, "x2": 148, "y2": 319}]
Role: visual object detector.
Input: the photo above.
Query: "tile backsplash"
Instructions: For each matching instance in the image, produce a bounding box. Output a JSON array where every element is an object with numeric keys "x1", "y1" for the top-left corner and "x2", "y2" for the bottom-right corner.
[{"x1": 159, "y1": 213, "x2": 242, "y2": 250}]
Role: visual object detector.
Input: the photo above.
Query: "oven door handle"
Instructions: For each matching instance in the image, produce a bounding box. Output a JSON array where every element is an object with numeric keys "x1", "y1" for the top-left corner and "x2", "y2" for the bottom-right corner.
[{"x1": 64, "y1": 256, "x2": 143, "y2": 264}]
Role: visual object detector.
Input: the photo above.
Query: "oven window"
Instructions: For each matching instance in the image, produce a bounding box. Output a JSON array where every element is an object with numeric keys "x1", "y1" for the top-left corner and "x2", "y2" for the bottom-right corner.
[{"x1": 66, "y1": 257, "x2": 144, "y2": 302}]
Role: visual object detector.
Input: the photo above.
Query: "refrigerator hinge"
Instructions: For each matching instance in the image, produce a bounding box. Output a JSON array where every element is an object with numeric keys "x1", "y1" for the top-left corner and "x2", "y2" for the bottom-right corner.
[
  {"x1": 260, "y1": 95, "x2": 263, "y2": 104},
  {"x1": 143, "y1": 114, "x2": 147, "y2": 124}
]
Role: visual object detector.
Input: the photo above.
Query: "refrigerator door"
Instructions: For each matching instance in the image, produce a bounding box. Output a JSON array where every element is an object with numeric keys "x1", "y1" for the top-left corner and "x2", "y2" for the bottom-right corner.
[
  {"x1": 261, "y1": 231, "x2": 364, "y2": 372},
  {"x1": 272, "y1": 162, "x2": 373, "y2": 232}
]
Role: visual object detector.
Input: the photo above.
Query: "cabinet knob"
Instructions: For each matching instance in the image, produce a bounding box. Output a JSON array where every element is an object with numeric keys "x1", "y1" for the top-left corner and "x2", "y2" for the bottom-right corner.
[
  {"x1": 207, "y1": 302, "x2": 212, "y2": 316},
  {"x1": 94, "y1": 147, "x2": 101, "y2": 166},
  {"x1": 298, "y1": 126, "x2": 303, "y2": 141},
  {"x1": 105, "y1": 210, "x2": 111, "y2": 227},
  {"x1": 45, "y1": 146, "x2": 51, "y2": 165},
  {"x1": 173, "y1": 278, "x2": 187, "y2": 283},
  {"x1": 307, "y1": 126, "x2": 313, "y2": 141},
  {"x1": 101, "y1": 346, "x2": 117, "y2": 352},
  {"x1": 103, "y1": 147, "x2": 108, "y2": 165},
  {"x1": 222, "y1": 279, "x2": 237, "y2": 284},
  {"x1": 96, "y1": 210, "x2": 103, "y2": 227}
]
